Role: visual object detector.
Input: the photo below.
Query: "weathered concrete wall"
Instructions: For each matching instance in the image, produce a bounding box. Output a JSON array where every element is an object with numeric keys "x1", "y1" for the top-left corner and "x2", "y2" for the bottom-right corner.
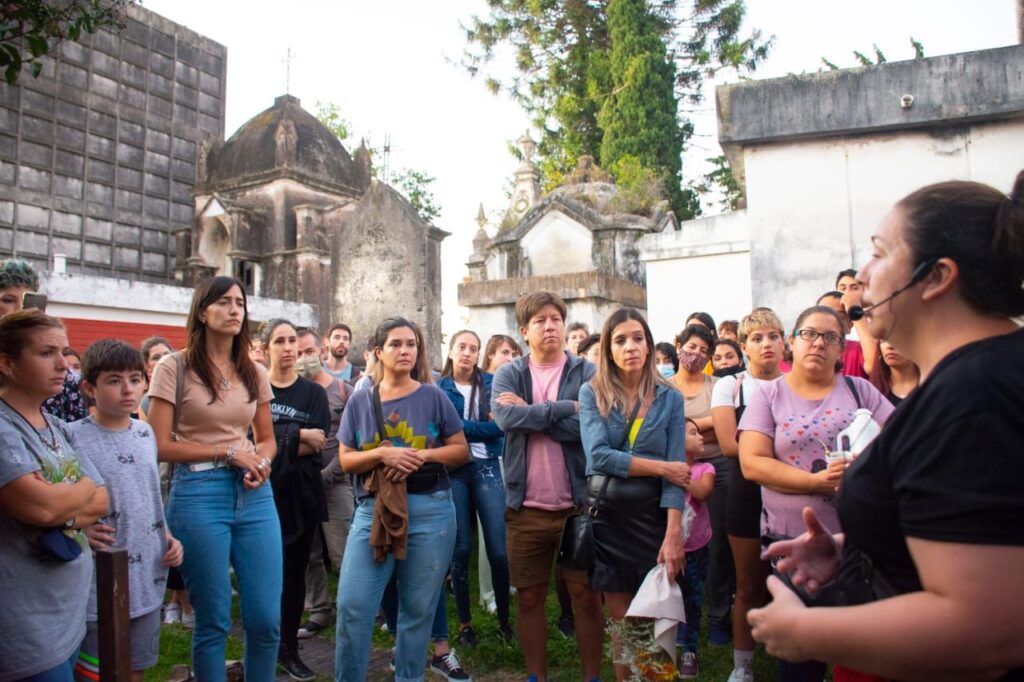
[
  {"x1": 0, "y1": 5, "x2": 226, "y2": 283},
  {"x1": 333, "y1": 180, "x2": 445, "y2": 365},
  {"x1": 718, "y1": 45, "x2": 1024, "y2": 146},
  {"x1": 640, "y1": 211, "x2": 752, "y2": 343},
  {"x1": 459, "y1": 271, "x2": 646, "y2": 309},
  {"x1": 519, "y1": 211, "x2": 594, "y2": 276}
]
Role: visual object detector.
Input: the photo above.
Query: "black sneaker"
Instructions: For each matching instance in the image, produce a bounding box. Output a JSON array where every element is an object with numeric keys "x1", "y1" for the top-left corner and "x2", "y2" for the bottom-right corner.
[
  {"x1": 429, "y1": 648, "x2": 472, "y2": 681},
  {"x1": 296, "y1": 621, "x2": 326, "y2": 639},
  {"x1": 278, "y1": 648, "x2": 316, "y2": 682},
  {"x1": 556, "y1": 614, "x2": 574, "y2": 638},
  {"x1": 497, "y1": 621, "x2": 516, "y2": 644},
  {"x1": 456, "y1": 625, "x2": 477, "y2": 647}
]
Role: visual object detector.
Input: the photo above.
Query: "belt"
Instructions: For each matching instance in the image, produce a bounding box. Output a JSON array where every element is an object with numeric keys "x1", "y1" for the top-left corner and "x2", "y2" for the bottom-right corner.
[{"x1": 189, "y1": 460, "x2": 231, "y2": 472}]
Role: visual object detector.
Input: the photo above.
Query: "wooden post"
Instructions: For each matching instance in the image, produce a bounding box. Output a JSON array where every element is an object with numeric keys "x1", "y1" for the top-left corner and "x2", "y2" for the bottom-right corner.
[{"x1": 96, "y1": 548, "x2": 132, "y2": 682}]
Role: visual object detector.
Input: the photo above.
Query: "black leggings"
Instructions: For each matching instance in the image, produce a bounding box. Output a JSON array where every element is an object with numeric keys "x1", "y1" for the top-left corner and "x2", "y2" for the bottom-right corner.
[{"x1": 280, "y1": 520, "x2": 318, "y2": 651}]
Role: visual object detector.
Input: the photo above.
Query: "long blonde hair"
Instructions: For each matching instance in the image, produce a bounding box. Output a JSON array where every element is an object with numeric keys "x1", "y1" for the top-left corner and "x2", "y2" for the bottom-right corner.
[{"x1": 590, "y1": 307, "x2": 668, "y2": 417}]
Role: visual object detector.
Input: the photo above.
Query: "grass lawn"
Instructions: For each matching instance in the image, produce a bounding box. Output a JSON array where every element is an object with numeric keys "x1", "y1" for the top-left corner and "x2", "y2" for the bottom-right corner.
[{"x1": 147, "y1": 550, "x2": 781, "y2": 680}]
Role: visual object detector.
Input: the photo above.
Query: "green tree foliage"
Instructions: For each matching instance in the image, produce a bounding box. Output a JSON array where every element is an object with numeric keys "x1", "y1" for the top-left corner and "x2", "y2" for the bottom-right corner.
[
  {"x1": 0, "y1": 0, "x2": 136, "y2": 84},
  {"x1": 599, "y1": 0, "x2": 689, "y2": 217},
  {"x1": 693, "y1": 154, "x2": 742, "y2": 211},
  {"x1": 822, "y1": 38, "x2": 923, "y2": 71},
  {"x1": 460, "y1": 1, "x2": 770, "y2": 217},
  {"x1": 314, "y1": 101, "x2": 442, "y2": 224}
]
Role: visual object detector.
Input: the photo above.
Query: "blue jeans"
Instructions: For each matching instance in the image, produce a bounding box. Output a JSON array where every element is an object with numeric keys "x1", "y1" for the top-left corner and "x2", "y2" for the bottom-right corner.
[
  {"x1": 19, "y1": 651, "x2": 76, "y2": 682},
  {"x1": 381, "y1": 575, "x2": 449, "y2": 642},
  {"x1": 335, "y1": 489, "x2": 456, "y2": 682},
  {"x1": 677, "y1": 544, "x2": 710, "y2": 652},
  {"x1": 167, "y1": 467, "x2": 283, "y2": 682},
  {"x1": 449, "y1": 459, "x2": 510, "y2": 625}
]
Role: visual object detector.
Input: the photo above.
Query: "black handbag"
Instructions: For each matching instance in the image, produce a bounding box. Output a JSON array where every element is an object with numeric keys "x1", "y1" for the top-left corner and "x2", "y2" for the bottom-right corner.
[{"x1": 557, "y1": 398, "x2": 642, "y2": 571}]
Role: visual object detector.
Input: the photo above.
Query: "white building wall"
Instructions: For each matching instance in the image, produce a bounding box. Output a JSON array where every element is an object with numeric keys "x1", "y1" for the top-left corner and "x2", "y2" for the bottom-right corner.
[
  {"x1": 41, "y1": 273, "x2": 318, "y2": 327},
  {"x1": 642, "y1": 118, "x2": 1024, "y2": 335},
  {"x1": 641, "y1": 211, "x2": 752, "y2": 343},
  {"x1": 743, "y1": 119, "x2": 1024, "y2": 327}
]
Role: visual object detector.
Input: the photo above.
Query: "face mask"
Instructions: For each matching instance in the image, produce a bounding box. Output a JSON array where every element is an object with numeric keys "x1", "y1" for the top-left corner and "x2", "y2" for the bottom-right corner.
[
  {"x1": 295, "y1": 354, "x2": 322, "y2": 380},
  {"x1": 679, "y1": 350, "x2": 707, "y2": 374},
  {"x1": 714, "y1": 364, "x2": 745, "y2": 378},
  {"x1": 656, "y1": 363, "x2": 675, "y2": 378}
]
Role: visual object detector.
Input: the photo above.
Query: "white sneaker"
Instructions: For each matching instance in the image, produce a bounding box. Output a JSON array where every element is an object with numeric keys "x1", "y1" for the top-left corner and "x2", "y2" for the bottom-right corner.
[
  {"x1": 181, "y1": 610, "x2": 195, "y2": 628},
  {"x1": 163, "y1": 603, "x2": 182, "y2": 624},
  {"x1": 727, "y1": 663, "x2": 755, "y2": 682}
]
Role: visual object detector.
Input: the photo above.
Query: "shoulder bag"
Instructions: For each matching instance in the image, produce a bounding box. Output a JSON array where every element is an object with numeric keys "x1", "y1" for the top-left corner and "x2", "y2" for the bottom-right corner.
[{"x1": 557, "y1": 397, "x2": 643, "y2": 571}]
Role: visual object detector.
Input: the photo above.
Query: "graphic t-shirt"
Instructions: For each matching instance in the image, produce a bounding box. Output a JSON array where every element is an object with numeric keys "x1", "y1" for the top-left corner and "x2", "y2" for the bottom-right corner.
[
  {"x1": 339, "y1": 383, "x2": 463, "y2": 498},
  {"x1": 0, "y1": 403, "x2": 105, "y2": 682},
  {"x1": 684, "y1": 462, "x2": 716, "y2": 551},
  {"x1": 68, "y1": 417, "x2": 167, "y2": 620},
  {"x1": 524, "y1": 354, "x2": 574, "y2": 511},
  {"x1": 738, "y1": 375, "x2": 893, "y2": 537}
]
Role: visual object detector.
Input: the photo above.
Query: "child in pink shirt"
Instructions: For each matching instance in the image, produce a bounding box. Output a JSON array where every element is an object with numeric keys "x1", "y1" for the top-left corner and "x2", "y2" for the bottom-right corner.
[{"x1": 677, "y1": 418, "x2": 717, "y2": 676}]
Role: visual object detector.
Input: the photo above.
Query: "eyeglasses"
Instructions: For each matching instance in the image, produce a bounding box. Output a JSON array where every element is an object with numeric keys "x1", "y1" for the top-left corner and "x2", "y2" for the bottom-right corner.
[{"x1": 795, "y1": 329, "x2": 843, "y2": 346}]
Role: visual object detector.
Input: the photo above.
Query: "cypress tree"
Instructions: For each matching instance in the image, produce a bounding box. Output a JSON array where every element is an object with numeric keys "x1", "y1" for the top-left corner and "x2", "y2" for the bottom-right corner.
[{"x1": 598, "y1": 0, "x2": 689, "y2": 217}]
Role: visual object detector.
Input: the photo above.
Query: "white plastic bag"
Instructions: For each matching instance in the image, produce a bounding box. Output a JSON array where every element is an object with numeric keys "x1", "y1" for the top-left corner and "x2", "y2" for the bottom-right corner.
[{"x1": 625, "y1": 563, "x2": 685, "y2": 663}]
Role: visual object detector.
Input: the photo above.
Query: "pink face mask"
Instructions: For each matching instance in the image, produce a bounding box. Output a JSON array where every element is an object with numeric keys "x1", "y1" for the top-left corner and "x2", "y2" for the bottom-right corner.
[{"x1": 679, "y1": 349, "x2": 707, "y2": 374}]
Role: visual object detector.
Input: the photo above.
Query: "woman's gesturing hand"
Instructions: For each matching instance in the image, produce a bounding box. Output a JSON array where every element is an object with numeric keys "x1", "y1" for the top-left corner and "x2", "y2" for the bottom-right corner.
[
  {"x1": 762, "y1": 507, "x2": 841, "y2": 595},
  {"x1": 661, "y1": 460, "x2": 691, "y2": 488}
]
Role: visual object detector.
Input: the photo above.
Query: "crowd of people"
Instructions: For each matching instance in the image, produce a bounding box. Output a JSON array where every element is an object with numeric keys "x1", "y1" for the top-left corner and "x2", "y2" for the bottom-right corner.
[{"x1": 0, "y1": 172, "x2": 1021, "y2": 682}]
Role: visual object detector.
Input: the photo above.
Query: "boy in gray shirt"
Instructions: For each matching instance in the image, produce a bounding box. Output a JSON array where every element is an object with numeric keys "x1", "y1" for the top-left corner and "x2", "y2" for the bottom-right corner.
[{"x1": 69, "y1": 339, "x2": 183, "y2": 681}]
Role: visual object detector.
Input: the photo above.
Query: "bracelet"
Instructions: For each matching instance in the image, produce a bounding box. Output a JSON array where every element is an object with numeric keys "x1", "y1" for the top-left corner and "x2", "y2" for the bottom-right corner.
[{"x1": 225, "y1": 446, "x2": 237, "y2": 466}]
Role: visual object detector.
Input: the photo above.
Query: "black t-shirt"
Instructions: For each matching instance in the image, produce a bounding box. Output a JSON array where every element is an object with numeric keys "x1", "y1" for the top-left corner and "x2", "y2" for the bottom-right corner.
[
  {"x1": 839, "y1": 328, "x2": 1024, "y2": 679},
  {"x1": 270, "y1": 377, "x2": 331, "y2": 538},
  {"x1": 271, "y1": 376, "x2": 331, "y2": 434}
]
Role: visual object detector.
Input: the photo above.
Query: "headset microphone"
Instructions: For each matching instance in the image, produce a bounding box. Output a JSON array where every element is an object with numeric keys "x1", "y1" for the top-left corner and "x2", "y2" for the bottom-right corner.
[{"x1": 846, "y1": 259, "x2": 937, "y2": 322}]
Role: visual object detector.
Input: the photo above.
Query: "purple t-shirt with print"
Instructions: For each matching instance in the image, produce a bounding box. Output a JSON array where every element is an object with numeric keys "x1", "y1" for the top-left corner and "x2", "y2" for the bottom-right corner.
[
  {"x1": 737, "y1": 376, "x2": 893, "y2": 538},
  {"x1": 338, "y1": 383, "x2": 463, "y2": 498}
]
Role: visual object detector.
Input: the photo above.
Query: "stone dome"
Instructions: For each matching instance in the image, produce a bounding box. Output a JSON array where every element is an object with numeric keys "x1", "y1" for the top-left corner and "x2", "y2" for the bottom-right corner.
[{"x1": 204, "y1": 94, "x2": 369, "y2": 195}]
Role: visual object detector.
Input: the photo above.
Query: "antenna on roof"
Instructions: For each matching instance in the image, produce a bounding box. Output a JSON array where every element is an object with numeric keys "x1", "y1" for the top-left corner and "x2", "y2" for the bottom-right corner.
[
  {"x1": 382, "y1": 133, "x2": 391, "y2": 184},
  {"x1": 284, "y1": 48, "x2": 293, "y2": 93}
]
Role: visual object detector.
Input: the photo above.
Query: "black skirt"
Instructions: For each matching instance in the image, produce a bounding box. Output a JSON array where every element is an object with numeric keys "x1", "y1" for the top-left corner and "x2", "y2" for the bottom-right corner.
[{"x1": 589, "y1": 474, "x2": 667, "y2": 593}]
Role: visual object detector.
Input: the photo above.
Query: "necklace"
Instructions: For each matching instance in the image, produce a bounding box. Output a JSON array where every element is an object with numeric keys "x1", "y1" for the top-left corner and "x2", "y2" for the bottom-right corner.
[
  {"x1": 219, "y1": 376, "x2": 230, "y2": 390},
  {"x1": 0, "y1": 398, "x2": 63, "y2": 458}
]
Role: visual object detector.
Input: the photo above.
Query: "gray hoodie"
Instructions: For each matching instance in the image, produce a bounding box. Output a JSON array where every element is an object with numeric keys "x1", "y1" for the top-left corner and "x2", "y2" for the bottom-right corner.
[{"x1": 491, "y1": 351, "x2": 596, "y2": 510}]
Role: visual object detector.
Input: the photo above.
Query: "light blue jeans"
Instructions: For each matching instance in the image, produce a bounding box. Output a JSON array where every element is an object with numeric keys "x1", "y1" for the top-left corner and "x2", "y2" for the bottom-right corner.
[
  {"x1": 167, "y1": 467, "x2": 283, "y2": 682},
  {"x1": 334, "y1": 488, "x2": 456, "y2": 682}
]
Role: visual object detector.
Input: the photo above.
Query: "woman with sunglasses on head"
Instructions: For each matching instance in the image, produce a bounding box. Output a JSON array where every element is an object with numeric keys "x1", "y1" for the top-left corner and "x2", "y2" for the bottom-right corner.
[
  {"x1": 751, "y1": 172, "x2": 1024, "y2": 680},
  {"x1": 738, "y1": 305, "x2": 893, "y2": 681},
  {"x1": 334, "y1": 317, "x2": 468, "y2": 682},
  {"x1": 147, "y1": 276, "x2": 280, "y2": 682},
  {"x1": 0, "y1": 310, "x2": 109, "y2": 682},
  {"x1": 579, "y1": 307, "x2": 690, "y2": 681}
]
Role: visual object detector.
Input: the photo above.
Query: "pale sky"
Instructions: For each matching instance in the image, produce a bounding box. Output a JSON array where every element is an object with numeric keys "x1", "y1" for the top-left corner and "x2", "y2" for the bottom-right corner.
[{"x1": 143, "y1": 0, "x2": 1018, "y2": 337}]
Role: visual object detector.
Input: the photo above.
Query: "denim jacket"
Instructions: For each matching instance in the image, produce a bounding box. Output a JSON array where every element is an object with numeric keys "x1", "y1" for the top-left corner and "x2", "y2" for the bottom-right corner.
[
  {"x1": 579, "y1": 382, "x2": 687, "y2": 511},
  {"x1": 492, "y1": 351, "x2": 596, "y2": 510},
  {"x1": 437, "y1": 372, "x2": 503, "y2": 459}
]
